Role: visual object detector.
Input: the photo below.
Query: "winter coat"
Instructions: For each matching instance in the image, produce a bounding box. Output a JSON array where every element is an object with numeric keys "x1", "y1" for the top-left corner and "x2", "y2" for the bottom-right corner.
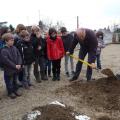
[
  {"x1": 30, "y1": 34, "x2": 46, "y2": 57},
  {"x1": 16, "y1": 40, "x2": 35, "y2": 65},
  {"x1": 1, "y1": 46, "x2": 22, "y2": 75},
  {"x1": 47, "y1": 36, "x2": 64, "y2": 60},
  {"x1": 69, "y1": 29, "x2": 98, "y2": 63},
  {"x1": 96, "y1": 38, "x2": 105, "y2": 55},
  {"x1": 13, "y1": 33, "x2": 21, "y2": 46},
  {"x1": 61, "y1": 34, "x2": 74, "y2": 52}
]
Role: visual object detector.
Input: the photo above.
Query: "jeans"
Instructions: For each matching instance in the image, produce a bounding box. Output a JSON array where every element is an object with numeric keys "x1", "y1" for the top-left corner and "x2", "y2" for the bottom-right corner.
[
  {"x1": 64, "y1": 54, "x2": 74, "y2": 73},
  {"x1": 96, "y1": 54, "x2": 101, "y2": 69},
  {"x1": 4, "y1": 72, "x2": 18, "y2": 95},
  {"x1": 23, "y1": 64, "x2": 32, "y2": 85},
  {"x1": 45, "y1": 59, "x2": 52, "y2": 75}
]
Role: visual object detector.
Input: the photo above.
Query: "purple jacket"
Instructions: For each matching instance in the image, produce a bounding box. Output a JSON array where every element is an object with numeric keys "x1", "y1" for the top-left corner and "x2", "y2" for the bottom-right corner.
[
  {"x1": 1, "y1": 45, "x2": 22, "y2": 75},
  {"x1": 69, "y1": 29, "x2": 98, "y2": 63}
]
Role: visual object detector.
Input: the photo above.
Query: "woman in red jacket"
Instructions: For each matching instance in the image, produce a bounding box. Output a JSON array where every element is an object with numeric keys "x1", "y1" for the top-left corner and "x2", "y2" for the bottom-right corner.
[{"x1": 47, "y1": 28, "x2": 64, "y2": 81}]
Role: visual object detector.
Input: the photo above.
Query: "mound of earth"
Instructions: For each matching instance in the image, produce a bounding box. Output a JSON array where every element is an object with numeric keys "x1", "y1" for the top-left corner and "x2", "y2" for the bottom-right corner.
[
  {"x1": 34, "y1": 104, "x2": 76, "y2": 120},
  {"x1": 56, "y1": 77, "x2": 120, "y2": 119},
  {"x1": 22, "y1": 102, "x2": 90, "y2": 120}
]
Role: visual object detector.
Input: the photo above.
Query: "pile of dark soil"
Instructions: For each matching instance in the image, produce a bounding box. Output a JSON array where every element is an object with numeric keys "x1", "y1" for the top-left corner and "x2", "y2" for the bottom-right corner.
[
  {"x1": 33, "y1": 104, "x2": 76, "y2": 120},
  {"x1": 23, "y1": 104, "x2": 79, "y2": 120},
  {"x1": 56, "y1": 77, "x2": 120, "y2": 111}
]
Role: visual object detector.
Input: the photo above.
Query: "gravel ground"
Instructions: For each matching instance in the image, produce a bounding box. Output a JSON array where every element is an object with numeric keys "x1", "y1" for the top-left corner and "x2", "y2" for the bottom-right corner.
[{"x1": 0, "y1": 44, "x2": 120, "y2": 120}]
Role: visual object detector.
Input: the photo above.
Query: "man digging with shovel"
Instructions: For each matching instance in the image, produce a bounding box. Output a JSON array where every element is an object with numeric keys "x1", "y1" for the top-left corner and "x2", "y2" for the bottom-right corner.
[
  {"x1": 66, "y1": 28, "x2": 98, "y2": 82},
  {"x1": 66, "y1": 28, "x2": 118, "y2": 82}
]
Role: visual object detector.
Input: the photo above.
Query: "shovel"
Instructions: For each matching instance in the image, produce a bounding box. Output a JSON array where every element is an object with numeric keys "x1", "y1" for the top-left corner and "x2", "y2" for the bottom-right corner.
[{"x1": 69, "y1": 54, "x2": 116, "y2": 78}]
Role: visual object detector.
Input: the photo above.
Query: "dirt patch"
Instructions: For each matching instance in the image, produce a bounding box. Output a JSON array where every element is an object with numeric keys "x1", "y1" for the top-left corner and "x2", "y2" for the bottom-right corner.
[
  {"x1": 34, "y1": 104, "x2": 76, "y2": 120},
  {"x1": 23, "y1": 103, "x2": 81, "y2": 120},
  {"x1": 96, "y1": 115, "x2": 111, "y2": 120},
  {"x1": 101, "y1": 68, "x2": 116, "y2": 77},
  {"x1": 55, "y1": 77, "x2": 120, "y2": 119}
]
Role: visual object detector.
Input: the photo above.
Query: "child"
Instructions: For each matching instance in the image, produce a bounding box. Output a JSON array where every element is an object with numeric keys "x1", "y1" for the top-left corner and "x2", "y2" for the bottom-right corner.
[
  {"x1": 1, "y1": 33, "x2": 22, "y2": 99},
  {"x1": 96, "y1": 31, "x2": 105, "y2": 69},
  {"x1": 14, "y1": 24, "x2": 26, "y2": 87},
  {"x1": 30, "y1": 26, "x2": 48, "y2": 81},
  {"x1": 17, "y1": 30, "x2": 35, "y2": 89},
  {"x1": 44, "y1": 34, "x2": 52, "y2": 78},
  {"x1": 47, "y1": 28, "x2": 64, "y2": 81},
  {"x1": 60, "y1": 27, "x2": 74, "y2": 77},
  {"x1": 45, "y1": 59, "x2": 52, "y2": 77}
]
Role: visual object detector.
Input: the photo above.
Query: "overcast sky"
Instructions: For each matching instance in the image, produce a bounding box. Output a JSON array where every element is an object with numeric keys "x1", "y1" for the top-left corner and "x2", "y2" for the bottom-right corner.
[{"x1": 0, "y1": 0, "x2": 120, "y2": 31}]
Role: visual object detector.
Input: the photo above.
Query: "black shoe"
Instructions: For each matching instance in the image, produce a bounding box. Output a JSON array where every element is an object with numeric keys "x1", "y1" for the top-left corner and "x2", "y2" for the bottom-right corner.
[
  {"x1": 97, "y1": 67, "x2": 101, "y2": 70},
  {"x1": 87, "y1": 78, "x2": 95, "y2": 82},
  {"x1": 52, "y1": 76, "x2": 57, "y2": 81},
  {"x1": 8, "y1": 93, "x2": 16, "y2": 99},
  {"x1": 35, "y1": 78, "x2": 41, "y2": 83},
  {"x1": 56, "y1": 74, "x2": 60, "y2": 81},
  {"x1": 17, "y1": 84, "x2": 23, "y2": 88},
  {"x1": 66, "y1": 72, "x2": 70, "y2": 77},
  {"x1": 28, "y1": 83, "x2": 34, "y2": 86},
  {"x1": 71, "y1": 71, "x2": 75, "y2": 75},
  {"x1": 69, "y1": 76, "x2": 78, "y2": 82},
  {"x1": 41, "y1": 72, "x2": 48, "y2": 80}
]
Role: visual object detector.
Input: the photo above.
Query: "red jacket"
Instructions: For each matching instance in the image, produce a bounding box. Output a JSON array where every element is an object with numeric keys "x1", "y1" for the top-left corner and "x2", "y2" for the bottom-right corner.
[{"x1": 47, "y1": 36, "x2": 64, "y2": 60}]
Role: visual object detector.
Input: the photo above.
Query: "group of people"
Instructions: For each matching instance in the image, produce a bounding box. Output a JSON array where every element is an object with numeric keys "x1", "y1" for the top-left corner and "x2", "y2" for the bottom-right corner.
[{"x1": 0, "y1": 24, "x2": 105, "y2": 99}]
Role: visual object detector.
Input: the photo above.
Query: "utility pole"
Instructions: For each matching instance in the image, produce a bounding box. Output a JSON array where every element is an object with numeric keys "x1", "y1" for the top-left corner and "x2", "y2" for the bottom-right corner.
[
  {"x1": 77, "y1": 16, "x2": 79, "y2": 29},
  {"x1": 38, "y1": 10, "x2": 40, "y2": 23}
]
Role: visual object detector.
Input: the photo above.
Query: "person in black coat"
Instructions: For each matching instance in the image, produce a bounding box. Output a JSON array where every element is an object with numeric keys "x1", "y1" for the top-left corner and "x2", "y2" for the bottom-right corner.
[
  {"x1": 30, "y1": 26, "x2": 48, "y2": 81},
  {"x1": 67, "y1": 28, "x2": 98, "y2": 81},
  {"x1": 16, "y1": 30, "x2": 35, "y2": 88},
  {"x1": 13, "y1": 24, "x2": 26, "y2": 86},
  {"x1": 1, "y1": 33, "x2": 22, "y2": 99},
  {"x1": 60, "y1": 27, "x2": 75, "y2": 77}
]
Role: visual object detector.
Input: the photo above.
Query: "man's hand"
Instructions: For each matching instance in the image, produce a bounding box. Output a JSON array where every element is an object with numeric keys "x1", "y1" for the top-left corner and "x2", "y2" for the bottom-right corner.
[
  {"x1": 16, "y1": 65, "x2": 21, "y2": 70},
  {"x1": 66, "y1": 51, "x2": 70, "y2": 55},
  {"x1": 37, "y1": 46, "x2": 41, "y2": 50},
  {"x1": 90, "y1": 63, "x2": 96, "y2": 69}
]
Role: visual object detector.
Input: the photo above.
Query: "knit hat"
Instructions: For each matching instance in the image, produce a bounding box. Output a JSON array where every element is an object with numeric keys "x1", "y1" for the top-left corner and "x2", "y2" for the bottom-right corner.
[
  {"x1": 60, "y1": 27, "x2": 67, "y2": 33},
  {"x1": 48, "y1": 28, "x2": 57, "y2": 36}
]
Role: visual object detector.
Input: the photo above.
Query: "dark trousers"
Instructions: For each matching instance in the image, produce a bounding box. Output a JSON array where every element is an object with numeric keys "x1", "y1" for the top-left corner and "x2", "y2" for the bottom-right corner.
[
  {"x1": 45, "y1": 59, "x2": 52, "y2": 75},
  {"x1": 52, "y1": 59, "x2": 61, "y2": 76},
  {"x1": 96, "y1": 54, "x2": 101, "y2": 69},
  {"x1": 74, "y1": 47, "x2": 93, "y2": 80},
  {"x1": 38, "y1": 56, "x2": 46, "y2": 72},
  {"x1": 33, "y1": 58, "x2": 39, "y2": 76},
  {"x1": 18, "y1": 70, "x2": 23, "y2": 84},
  {"x1": 4, "y1": 72, "x2": 18, "y2": 95}
]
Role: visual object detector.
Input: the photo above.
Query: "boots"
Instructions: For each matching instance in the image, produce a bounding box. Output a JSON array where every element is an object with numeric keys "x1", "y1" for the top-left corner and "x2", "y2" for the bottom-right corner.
[
  {"x1": 48, "y1": 70, "x2": 51, "y2": 77},
  {"x1": 56, "y1": 73, "x2": 60, "y2": 81},
  {"x1": 69, "y1": 75, "x2": 78, "y2": 82},
  {"x1": 34, "y1": 72, "x2": 41, "y2": 83},
  {"x1": 52, "y1": 73, "x2": 56, "y2": 81},
  {"x1": 40, "y1": 71, "x2": 48, "y2": 80}
]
